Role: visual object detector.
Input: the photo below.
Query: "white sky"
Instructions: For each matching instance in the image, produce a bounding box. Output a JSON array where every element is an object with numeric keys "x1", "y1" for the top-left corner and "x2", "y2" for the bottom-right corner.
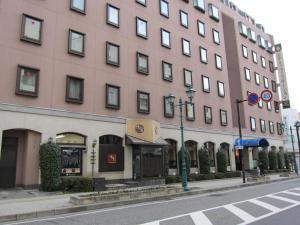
[{"x1": 231, "y1": 0, "x2": 300, "y2": 112}]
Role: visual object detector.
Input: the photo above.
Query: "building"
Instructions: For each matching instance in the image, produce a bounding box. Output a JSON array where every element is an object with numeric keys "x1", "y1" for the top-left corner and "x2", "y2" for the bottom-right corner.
[{"x1": 0, "y1": 0, "x2": 284, "y2": 188}]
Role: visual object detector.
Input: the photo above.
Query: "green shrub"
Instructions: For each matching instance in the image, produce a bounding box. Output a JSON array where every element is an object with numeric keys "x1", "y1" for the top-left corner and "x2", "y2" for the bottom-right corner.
[
  {"x1": 202, "y1": 173, "x2": 215, "y2": 180},
  {"x1": 178, "y1": 147, "x2": 191, "y2": 176},
  {"x1": 225, "y1": 171, "x2": 241, "y2": 178},
  {"x1": 60, "y1": 177, "x2": 93, "y2": 192},
  {"x1": 198, "y1": 149, "x2": 210, "y2": 174},
  {"x1": 268, "y1": 150, "x2": 278, "y2": 170},
  {"x1": 215, "y1": 173, "x2": 225, "y2": 179},
  {"x1": 277, "y1": 152, "x2": 284, "y2": 169},
  {"x1": 165, "y1": 176, "x2": 177, "y2": 184},
  {"x1": 39, "y1": 141, "x2": 61, "y2": 191},
  {"x1": 284, "y1": 153, "x2": 291, "y2": 171},
  {"x1": 258, "y1": 151, "x2": 269, "y2": 171},
  {"x1": 216, "y1": 151, "x2": 227, "y2": 173}
]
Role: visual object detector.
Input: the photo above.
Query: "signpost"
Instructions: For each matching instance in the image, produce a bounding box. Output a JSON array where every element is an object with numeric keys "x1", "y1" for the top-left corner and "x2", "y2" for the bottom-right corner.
[
  {"x1": 261, "y1": 90, "x2": 273, "y2": 102},
  {"x1": 247, "y1": 93, "x2": 259, "y2": 105}
]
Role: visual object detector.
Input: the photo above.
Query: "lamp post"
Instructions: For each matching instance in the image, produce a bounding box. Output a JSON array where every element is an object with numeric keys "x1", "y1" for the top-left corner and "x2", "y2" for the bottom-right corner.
[
  {"x1": 294, "y1": 121, "x2": 300, "y2": 170},
  {"x1": 167, "y1": 86, "x2": 196, "y2": 191},
  {"x1": 91, "y1": 139, "x2": 97, "y2": 178},
  {"x1": 289, "y1": 126, "x2": 298, "y2": 175},
  {"x1": 236, "y1": 99, "x2": 247, "y2": 183}
]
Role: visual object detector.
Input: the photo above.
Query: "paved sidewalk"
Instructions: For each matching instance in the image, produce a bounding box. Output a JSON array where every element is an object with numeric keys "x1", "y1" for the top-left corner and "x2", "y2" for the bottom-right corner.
[{"x1": 0, "y1": 174, "x2": 299, "y2": 223}]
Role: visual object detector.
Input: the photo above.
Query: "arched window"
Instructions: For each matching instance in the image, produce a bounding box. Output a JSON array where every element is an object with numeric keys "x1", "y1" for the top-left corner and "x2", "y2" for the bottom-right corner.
[
  {"x1": 185, "y1": 140, "x2": 198, "y2": 168},
  {"x1": 99, "y1": 135, "x2": 124, "y2": 172},
  {"x1": 165, "y1": 139, "x2": 177, "y2": 169},
  {"x1": 220, "y1": 143, "x2": 230, "y2": 166},
  {"x1": 204, "y1": 142, "x2": 215, "y2": 167},
  {"x1": 56, "y1": 132, "x2": 86, "y2": 145}
]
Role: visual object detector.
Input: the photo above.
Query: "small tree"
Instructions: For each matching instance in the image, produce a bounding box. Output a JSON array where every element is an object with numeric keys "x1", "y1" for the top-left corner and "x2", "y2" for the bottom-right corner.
[
  {"x1": 268, "y1": 150, "x2": 278, "y2": 170},
  {"x1": 258, "y1": 150, "x2": 268, "y2": 171},
  {"x1": 216, "y1": 151, "x2": 227, "y2": 173},
  {"x1": 178, "y1": 147, "x2": 191, "y2": 176},
  {"x1": 198, "y1": 148, "x2": 210, "y2": 174},
  {"x1": 277, "y1": 152, "x2": 284, "y2": 169},
  {"x1": 39, "y1": 140, "x2": 61, "y2": 191},
  {"x1": 284, "y1": 153, "x2": 291, "y2": 171}
]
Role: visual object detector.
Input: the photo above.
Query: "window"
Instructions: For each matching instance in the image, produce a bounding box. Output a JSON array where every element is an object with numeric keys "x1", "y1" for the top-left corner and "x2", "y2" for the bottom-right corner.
[
  {"x1": 274, "y1": 101, "x2": 280, "y2": 113},
  {"x1": 277, "y1": 123, "x2": 283, "y2": 135},
  {"x1": 16, "y1": 65, "x2": 39, "y2": 97},
  {"x1": 205, "y1": 142, "x2": 215, "y2": 167},
  {"x1": 21, "y1": 14, "x2": 44, "y2": 45},
  {"x1": 200, "y1": 47, "x2": 208, "y2": 63},
  {"x1": 215, "y1": 54, "x2": 222, "y2": 70},
  {"x1": 260, "y1": 119, "x2": 266, "y2": 133},
  {"x1": 182, "y1": 38, "x2": 191, "y2": 56},
  {"x1": 194, "y1": 0, "x2": 205, "y2": 12},
  {"x1": 266, "y1": 41, "x2": 273, "y2": 53},
  {"x1": 197, "y1": 20, "x2": 205, "y2": 37},
  {"x1": 269, "y1": 121, "x2": 274, "y2": 134},
  {"x1": 267, "y1": 101, "x2": 272, "y2": 111},
  {"x1": 238, "y1": 22, "x2": 247, "y2": 37},
  {"x1": 263, "y1": 77, "x2": 269, "y2": 88},
  {"x1": 166, "y1": 139, "x2": 177, "y2": 168},
  {"x1": 248, "y1": 28, "x2": 256, "y2": 42},
  {"x1": 137, "y1": 91, "x2": 150, "y2": 114},
  {"x1": 208, "y1": 4, "x2": 219, "y2": 21},
  {"x1": 269, "y1": 61, "x2": 275, "y2": 73},
  {"x1": 66, "y1": 76, "x2": 84, "y2": 104},
  {"x1": 184, "y1": 68, "x2": 193, "y2": 87},
  {"x1": 136, "y1": 52, "x2": 149, "y2": 75},
  {"x1": 186, "y1": 102, "x2": 195, "y2": 121},
  {"x1": 160, "y1": 0, "x2": 169, "y2": 17},
  {"x1": 106, "y1": 84, "x2": 120, "y2": 109},
  {"x1": 186, "y1": 141, "x2": 198, "y2": 167},
  {"x1": 68, "y1": 29, "x2": 85, "y2": 56},
  {"x1": 164, "y1": 96, "x2": 174, "y2": 118},
  {"x1": 220, "y1": 110, "x2": 227, "y2": 126},
  {"x1": 106, "y1": 4, "x2": 120, "y2": 27},
  {"x1": 258, "y1": 98, "x2": 263, "y2": 108},
  {"x1": 212, "y1": 29, "x2": 220, "y2": 44},
  {"x1": 242, "y1": 45, "x2": 248, "y2": 58},
  {"x1": 250, "y1": 117, "x2": 256, "y2": 131},
  {"x1": 180, "y1": 10, "x2": 188, "y2": 28},
  {"x1": 271, "y1": 80, "x2": 277, "y2": 92},
  {"x1": 204, "y1": 106, "x2": 212, "y2": 124},
  {"x1": 258, "y1": 35, "x2": 266, "y2": 49},
  {"x1": 244, "y1": 67, "x2": 251, "y2": 81},
  {"x1": 261, "y1": 56, "x2": 266, "y2": 68},
  {"x1": 136, "y1": 0, "x2": 146, "y2": 6},
  {"x1": 202, "y1": 75, "x2": 210, "y2": 93},
  {"x1": 217, "y1": 81, "x2": 225, "y2": 97},
  {"x1": 70, "y1": 0, "x2": 86, "y2": 14},
  {"x1": 252, "y1": 51, "x2": 258, "y2": 63},
  {"x1": 162, "y1": 61, "x2": 172, "y2": 81},
  {"x1": 161, "y1": 28, "x2": 171, "y2": 48},
  {"x1": 136, "y1": 17, "x2": 147, "y2": 39},
  {"x1": 106, "y1": 42, "x2": 120, "y2": 66},
  {"x1": 255, "y1": 73, "x2": 260, "y2": 85}
]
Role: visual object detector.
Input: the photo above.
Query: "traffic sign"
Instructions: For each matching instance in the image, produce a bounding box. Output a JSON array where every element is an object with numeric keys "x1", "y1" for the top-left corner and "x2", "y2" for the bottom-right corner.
[
  {"x1": 261, "y1": 90, "x2": 273, "y2": 102},
  {"x1": 247, "y1": 92, "x2": 259, "y2": 105}
]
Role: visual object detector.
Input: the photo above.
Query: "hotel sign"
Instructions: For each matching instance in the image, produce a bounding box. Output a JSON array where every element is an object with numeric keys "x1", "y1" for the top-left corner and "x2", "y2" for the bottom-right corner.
[
  {"x1": 127, "y1": 119, "x2": 161, "y2": 142},
  {"x1": 275, "y1": 44, "x2": 290, "y2": 109}
]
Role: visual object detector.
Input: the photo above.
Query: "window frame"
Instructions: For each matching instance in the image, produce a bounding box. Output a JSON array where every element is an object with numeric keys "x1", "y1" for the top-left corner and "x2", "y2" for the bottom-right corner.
[
  {"x1": 180, "y1": 10, "x2": 189, "y2": 28},
  {"x1": 261, "y1": 56, "x2": 266, "y2": 68},
  {"x1": 208, "y1": 3, "x2": 219, "y2": 22},
  {"x1": 15, "y1": 65, "x2": 40, "y2": 97},
  {"x1": 68, "y1": 29, "x2": 85, "y2": 57},
  {"x1": 20, "y1": 14, "x2": 43, "y2": 45},
  {"x1": 220, "y1": 109, "x2": 228, "y2": 126},
  {"x1": 271, "y1": 80, "x2": 277, "y2": 93},
  {"x1": 160, "y1": 0, "x2": 169, "y2": 18},
  {"x1": 217, "y1": 81, "x2": 225, "y2": 97},
  {"x1": 255, "y1": 72, "x2": 260, "y2": 85},
  {"x1": 182, "y1": 38, "x2": 191, "y2": 57},
  {"x1": 269, "y1": 121, "x2": 274, "y2": 134},
  {"x1": 186, "y1": 102, "x2": 195, "y2": 121},
  {"x1": 194, "y1": 0, "x2": 205, "y2": 12},
  {"x1": 136, "y1": 0, "x2": 147, "y2": 7},
  {"x1": 212, "y1": 29, "x2": 220, "y2": 45},
  {"x1": 161, "y1": 28, "x2": 171, "y2": 48},
  {"x1": 277, "y1": 123, "x2": 283, "y2": 135},
  {"x1": 137, "y1": 90, "x2": 150, "y2": 114},
  {"x1": 269, "y1": 61, "x2": 275, "y2": 73},
  {"x1": 250, "y1": 117, "x2": 256, "y2": 131},
  {"x1": 200, "y1": 47, "x2": 208, "y2": 64},
  {"x1": 239, "y1": 22, "x2": 248, "y2": 37},
  {"x1": 244, "y1": 67, "x2": 251, "y2": 81},
  {"x1": 252, "y1": 50, "x2": 258, "y2": 64},
  {"x1": 70, "y1": 0, "x2": 86, "y2": 14},
  {"x1": 267, "y1": 101, "x2": 272, "y2": 111},
  {"x1": 65, "y1": 75, "x2": 84, "y2": 104},
  {"x1": 164, "y1": 96, "x2": 175, "y2": 118},
  {"x1": 204, "y1": 106, "x2": 213, "y2": 124},
  {"x1": 136, "y1": 17, "x2": 148, "y2": 39},
  {"x1": 263, "y1": 76, "x2": 269, "y2": 89},
  {"x1": 184, "y1": 68, "x2": 193, "y2": 87},
  {"x1": 260, "y1": 119, "x2": 266, "y2": 133},
  {"x1": 202, "y1": 75, "x2": 210, "y2": 93},
  {"x1": 215, "y1": 54, "x2": 223, "y2": 70},
  {"x1": 106, "y1": 41, "x2": 120, "y2": 67},
  {"x1": 197, "y1": 20, "x2": 205, "y2": 37},
  {"x1": 136, "y1": 52, "x2": 149, "y2": 75},
  {"x1": 105, "y1": 84, "x2": 120, "y2": 110},
  {"x1": 106, "y1": 3, "x2": 120, "y2": 28},
  {"x1": 242, "y1": 45, "x2": 248, "y2": 58},
  {"x1": 162, "y1": 61, "x2": 173, "y2": 81}
]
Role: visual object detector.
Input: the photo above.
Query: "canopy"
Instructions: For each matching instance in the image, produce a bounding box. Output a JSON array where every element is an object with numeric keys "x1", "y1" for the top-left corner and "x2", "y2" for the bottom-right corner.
[
  {"x1": 234, "y1": 138, "x2": 269, "y2": 147},
  {"x1": 125, "y1": 135, "x2": 169, "y2": 146}
]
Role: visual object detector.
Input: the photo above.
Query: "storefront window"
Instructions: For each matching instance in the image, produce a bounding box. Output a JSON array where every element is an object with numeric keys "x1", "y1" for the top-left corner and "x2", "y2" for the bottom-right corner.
[{"x1": 166, "y1": 139, "x2": 177, "y2": 169}]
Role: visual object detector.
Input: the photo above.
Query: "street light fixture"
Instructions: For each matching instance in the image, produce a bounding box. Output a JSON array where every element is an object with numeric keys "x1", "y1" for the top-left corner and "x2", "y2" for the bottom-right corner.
[{"x1": 167, "y1": 86, "x2": 196, "y2": 191}]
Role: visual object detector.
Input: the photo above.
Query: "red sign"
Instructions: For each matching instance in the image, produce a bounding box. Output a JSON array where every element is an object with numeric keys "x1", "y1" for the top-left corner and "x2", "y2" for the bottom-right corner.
[
  {"x1": 261, "y1": 90, "x2": 273, "y2": 102},
  {"x1": 247, "y1": 92, "x2": 259, "y2": 105},
  {"x1": 107, "y1": 153, "x2": 117, "y2": 164}
]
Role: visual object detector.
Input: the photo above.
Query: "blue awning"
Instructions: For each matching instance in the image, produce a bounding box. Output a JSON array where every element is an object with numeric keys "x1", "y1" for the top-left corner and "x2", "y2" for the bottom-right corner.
[{"x1": 234, "y1": 138, "x2": 269, "y2": 147}]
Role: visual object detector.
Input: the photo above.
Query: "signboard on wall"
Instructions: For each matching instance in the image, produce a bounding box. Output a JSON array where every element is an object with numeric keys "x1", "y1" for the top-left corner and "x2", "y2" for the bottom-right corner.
[
  {"x1": 127, "y1": 119, "x2": 161, "y2": 142},
  {"x1": 275, "y1": 44, "x2": 291, "y2": 109}
]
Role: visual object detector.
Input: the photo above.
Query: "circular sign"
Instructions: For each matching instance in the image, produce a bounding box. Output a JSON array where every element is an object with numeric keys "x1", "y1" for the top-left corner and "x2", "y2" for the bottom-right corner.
[
  {"x1": 261, "y1": 90, "x2": 273, "y2": 102},
  {"x1": 135, "y1": 124, "x2": 144, "y2": 133},
  {"x1": 247, "y1": 93, "x2": 259, "y2": 105}
]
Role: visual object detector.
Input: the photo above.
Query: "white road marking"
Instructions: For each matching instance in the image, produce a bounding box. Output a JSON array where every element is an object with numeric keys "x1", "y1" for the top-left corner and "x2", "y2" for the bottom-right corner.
[
  {"x1": 141, "y1": 222, "x2": 160, "y2": 225},
  {"x1": 224, "y1": 204, "x2": 256, "y2": 223},
  {"x1": 268, "y1": 195, "x2": 299, "y2": 204},
  {"x1": 190, "y1": 211, "x2": 213, "y2": 225},
  {"x1": 248, "y1": 199, "x2": 280, "y2": 212},
  {"x1": 283, "y1": 191, "x2": 300, "y2": 196}
]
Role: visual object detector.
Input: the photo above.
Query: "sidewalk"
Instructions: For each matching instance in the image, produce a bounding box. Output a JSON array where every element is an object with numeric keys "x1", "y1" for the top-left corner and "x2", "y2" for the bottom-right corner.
[{"x1": 0, "y1": 174, "x2": 299, "y2": 223}]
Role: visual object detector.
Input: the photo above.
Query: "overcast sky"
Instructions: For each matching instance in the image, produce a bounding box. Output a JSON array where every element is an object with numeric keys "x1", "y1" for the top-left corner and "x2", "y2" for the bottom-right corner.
[{"x1": 230, "y1": 0, "x2": 300, "y2": 112}]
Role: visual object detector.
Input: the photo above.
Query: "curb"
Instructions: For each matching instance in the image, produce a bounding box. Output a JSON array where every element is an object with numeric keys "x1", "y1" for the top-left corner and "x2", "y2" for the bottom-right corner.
[{"x1": 1, "y1": 176, "x2": 299, "y2": 224}]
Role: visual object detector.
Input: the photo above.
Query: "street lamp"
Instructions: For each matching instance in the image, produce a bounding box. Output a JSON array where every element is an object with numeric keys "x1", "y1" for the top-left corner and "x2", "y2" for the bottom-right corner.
[
  {"x1": 294, "y1": 121, "x2": 300, "y2": 170},
  {"x1": 167, "y1": 86, "x2": 196, "y2": 191}
]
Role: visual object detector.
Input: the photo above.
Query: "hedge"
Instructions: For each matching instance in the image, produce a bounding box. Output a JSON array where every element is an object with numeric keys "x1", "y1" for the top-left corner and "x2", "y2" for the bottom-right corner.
[
  {"x1": 198, "y1": 149, "x2": 210, "y2": 174},
  {"x1": 216, "y1": 151, "x2": 227, "y2": 173},
  {"x1": 60, "y1": 177, "x2": 93, "y2": 193},
  {"x1": 284, "y1": 153, "x2": 291, "y2": 171},
  {"x1": 277, "y1": 152, "x2": 284, "y2": 169},
  {"x1": 258, "y1": 151, "x2": 269, "y2": 171},
  {"x1": 268, "y1": 150, "x2": 278, "y2": 170}
]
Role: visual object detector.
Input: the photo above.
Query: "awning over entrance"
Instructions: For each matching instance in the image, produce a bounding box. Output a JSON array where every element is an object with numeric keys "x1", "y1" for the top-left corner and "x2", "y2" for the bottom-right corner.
[
  {"x1": 234, "y1": 138, "x2": 269, "y2": 147},
  {"x1": 126, "y1": 135, "x2": 169, "y2": 146}
]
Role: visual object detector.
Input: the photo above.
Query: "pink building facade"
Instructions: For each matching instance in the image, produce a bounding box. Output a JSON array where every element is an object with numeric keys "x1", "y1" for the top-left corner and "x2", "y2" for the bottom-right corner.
[{"x1": 0, "y1": 0, "x2": 284, "y2": 188}]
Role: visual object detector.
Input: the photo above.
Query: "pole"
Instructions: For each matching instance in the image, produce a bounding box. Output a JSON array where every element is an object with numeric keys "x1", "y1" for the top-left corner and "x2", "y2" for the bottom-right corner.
[
  {"x1": 236, "y1": 99, "x2": 246, "y2": 183},
  {"x1": 290, "y1": 126, "x2": 298, "y2": 174},
  {"x1": 179, "y1": 97, "x2": 189, "y2": 191},
  {"x1": 295, "y1": 125, "x2": 300, "y2": 171}
]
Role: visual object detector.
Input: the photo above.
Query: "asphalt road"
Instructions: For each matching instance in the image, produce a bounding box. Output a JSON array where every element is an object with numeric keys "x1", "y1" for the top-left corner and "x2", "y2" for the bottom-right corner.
[{"x1": 6, "y1": 179, "x2": 300, "y2": 225}]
